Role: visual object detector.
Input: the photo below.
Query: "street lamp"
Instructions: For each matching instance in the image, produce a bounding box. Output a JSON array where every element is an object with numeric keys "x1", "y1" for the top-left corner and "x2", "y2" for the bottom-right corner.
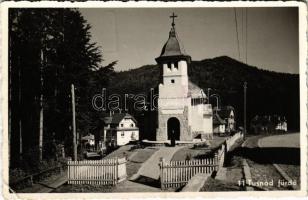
[
  {"x1": 210, "y1": 94, "x2": 220, "y2": 114},
  {"x1": 207, "y1": 88, "x2": 211, "y2": 103}
]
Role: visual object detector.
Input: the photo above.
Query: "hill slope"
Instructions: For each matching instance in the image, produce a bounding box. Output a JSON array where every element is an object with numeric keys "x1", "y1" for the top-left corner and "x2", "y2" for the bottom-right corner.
[{"x1": 109, "y1": 56, "x2": 299, "y2": 130}]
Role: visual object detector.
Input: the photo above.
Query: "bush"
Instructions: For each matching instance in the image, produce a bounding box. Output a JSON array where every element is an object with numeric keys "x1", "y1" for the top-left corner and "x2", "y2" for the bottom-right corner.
[{"x1": 185, "y1": 153, "x2": 192, "y2": 161}]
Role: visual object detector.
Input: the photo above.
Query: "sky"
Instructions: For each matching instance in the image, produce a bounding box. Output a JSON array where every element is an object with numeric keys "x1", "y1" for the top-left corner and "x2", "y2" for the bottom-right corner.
[{"x1": 80, "y1": 7, "x2": 299, "y2": 74}]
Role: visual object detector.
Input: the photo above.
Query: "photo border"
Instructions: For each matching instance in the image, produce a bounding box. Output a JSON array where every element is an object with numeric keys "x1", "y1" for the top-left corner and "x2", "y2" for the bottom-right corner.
[{"x1": 1, "y1": 1, "x2": 307, "y2": 199}]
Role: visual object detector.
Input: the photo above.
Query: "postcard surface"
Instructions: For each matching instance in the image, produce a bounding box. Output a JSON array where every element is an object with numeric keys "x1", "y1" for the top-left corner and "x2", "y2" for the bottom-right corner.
[{"x1": 1, "y1": 1, "x2": 307, "y2": 199}]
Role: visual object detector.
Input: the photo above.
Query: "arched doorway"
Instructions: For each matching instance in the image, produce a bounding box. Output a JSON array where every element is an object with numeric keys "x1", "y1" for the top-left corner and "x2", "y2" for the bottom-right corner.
[{"x1": 167, "y1": 117, "x2": 180, "y2": 146}]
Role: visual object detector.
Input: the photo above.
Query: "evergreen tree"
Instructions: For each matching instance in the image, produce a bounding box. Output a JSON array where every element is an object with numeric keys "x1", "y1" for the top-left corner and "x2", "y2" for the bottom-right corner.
[{"x1": 9, "y1": 8, "x2": 115, "y2": 168}]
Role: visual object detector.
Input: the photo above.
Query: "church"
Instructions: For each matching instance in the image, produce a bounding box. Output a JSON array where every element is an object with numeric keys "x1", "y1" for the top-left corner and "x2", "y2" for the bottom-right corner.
[{"x1": 153, "y1": 13, "x2": 213, "y2": 144}]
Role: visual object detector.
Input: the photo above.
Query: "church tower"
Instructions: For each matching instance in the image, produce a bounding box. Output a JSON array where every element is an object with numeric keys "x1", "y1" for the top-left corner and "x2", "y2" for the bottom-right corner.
[{"x1": 155, "y1": 13, "x2": 193, "y2": 143}]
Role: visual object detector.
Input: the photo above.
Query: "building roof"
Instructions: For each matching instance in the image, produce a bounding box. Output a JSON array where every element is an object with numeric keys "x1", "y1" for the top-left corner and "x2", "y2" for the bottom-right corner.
[
  {"x1": 156, "y1": 19, "x2": 191, "y2": 64},
  {"x1": 103, "y1": 113, "x2": 137, "y2": 125},
  {"x1": 188, "y1": 80, "x2": 206, "y2": 98},
  {"x1": 81, "y1": 134, "x2": 94, "y2": 141},
  {"x1": 216, "y1": 106, "x2": 235, "y2": 119},
  {"x1": 213, "y1": 113, "x2": 226, "y2": 125},
  {"x1": 160, "y1": 27, "x2": 186, "y2": 57}
]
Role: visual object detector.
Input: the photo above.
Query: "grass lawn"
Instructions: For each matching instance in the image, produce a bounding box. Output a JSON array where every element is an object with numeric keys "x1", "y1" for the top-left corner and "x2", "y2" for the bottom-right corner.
[
  {"x1": 52, "y1": 183, "x2": 114, "y2": 193},
  {"x1": 200, "y1": 177, "x2": 244, "y2": 191},
  {"x1": 126, "y1": 147, "x2": 158, "y2": 178},
  {"x1": 278, "y1": 164, "x2": 300, "y2": 187},
  {"x1": 171, "y1": 136, "x2": 227, "y2": 161}
]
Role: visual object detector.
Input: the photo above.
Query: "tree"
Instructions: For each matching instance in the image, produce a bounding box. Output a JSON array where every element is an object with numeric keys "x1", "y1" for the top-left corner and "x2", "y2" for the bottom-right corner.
[{"x1": 9, "y1": 8, "x2": 115, "y2": 167}]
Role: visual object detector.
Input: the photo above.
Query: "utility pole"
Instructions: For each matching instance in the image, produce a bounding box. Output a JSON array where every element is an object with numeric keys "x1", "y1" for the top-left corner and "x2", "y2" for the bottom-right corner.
[
  {"x1": 71, "y1": 84, "x2": 77, "y2": 161},
  {"x1": 39, "y1": 44, "x2": 44, "y2": 161},
  {"x1": 243, "y1": 82, "x2": 247, "y2": 140}
]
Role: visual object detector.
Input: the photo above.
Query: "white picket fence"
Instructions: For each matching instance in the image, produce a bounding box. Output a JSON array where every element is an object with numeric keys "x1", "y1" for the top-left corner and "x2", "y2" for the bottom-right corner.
[
  {"x1": 67, "y1": 157, "x2": 127, "y2": 185},
  {"x1": 159, "y1": 155, "x2": 219, "y2": 189},
  {"x1": 159, "y1": 131, "x2": 243, "y2": 189}
]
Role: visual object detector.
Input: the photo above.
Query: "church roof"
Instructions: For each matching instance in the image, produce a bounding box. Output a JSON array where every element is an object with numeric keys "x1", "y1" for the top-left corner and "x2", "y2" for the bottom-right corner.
[
  {"x1": 160, "y1": 27, "x2": 186, "y2": 57},
  {"x1": 188, "y1": 80, "x2": 206, "y2": 98},
  {"x1": 156, "y1": 14, "x2": 191, "y2": 64},
  {"x1": 213, "y1": 113, "x2": 226, "y2": 125}
]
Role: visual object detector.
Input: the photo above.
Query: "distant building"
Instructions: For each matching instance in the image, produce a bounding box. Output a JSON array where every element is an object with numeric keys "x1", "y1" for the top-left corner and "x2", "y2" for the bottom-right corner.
[
  {"x1": 81, "y1": 134, "x2": 95, "y2": 146},
  {"x1": 214, "y1": 106, "x2": 236, "y2": 133},
  {"x1": 250, "y1": 115, "x2": 287, "y2": 134},
  {"x1": 103, "y1": 113, "x2": 139, "y2": 147},
  {"x1": 213, "y1": 113, "x2": 226, "y2": 134}
]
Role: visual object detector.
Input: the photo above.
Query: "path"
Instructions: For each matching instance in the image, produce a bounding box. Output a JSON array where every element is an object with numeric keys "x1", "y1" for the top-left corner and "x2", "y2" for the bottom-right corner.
[
  {"x1": 113, "y1": 146, "x2": 183, "y2": 192},
  {"x1": 136, "y1": 146, "x2": 183, "y2": 180}
]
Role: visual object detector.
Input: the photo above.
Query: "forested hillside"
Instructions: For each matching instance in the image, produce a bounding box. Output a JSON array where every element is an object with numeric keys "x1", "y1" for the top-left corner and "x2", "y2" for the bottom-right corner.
[{"x1": 109, "y1": 56, "x2": 299, "y2": 130}]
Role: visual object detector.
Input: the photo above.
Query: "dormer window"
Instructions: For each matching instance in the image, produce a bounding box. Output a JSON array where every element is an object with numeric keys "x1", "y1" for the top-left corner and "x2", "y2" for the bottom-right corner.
[
  {"x1": 131, "y1": 123, "x2": 134, "y2": 127},
  {"x1": 120, "y1": 124, "x2": 124, "y2": 127}
]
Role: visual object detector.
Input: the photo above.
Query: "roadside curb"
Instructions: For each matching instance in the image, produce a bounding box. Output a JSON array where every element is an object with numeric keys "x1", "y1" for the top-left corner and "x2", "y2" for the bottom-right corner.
[
  {"x1": 242, "y1": 159, "x2": 254, "y2": 191},
  {"x1": 272, "y1": 164, "x2": 299, "y2": 190}
]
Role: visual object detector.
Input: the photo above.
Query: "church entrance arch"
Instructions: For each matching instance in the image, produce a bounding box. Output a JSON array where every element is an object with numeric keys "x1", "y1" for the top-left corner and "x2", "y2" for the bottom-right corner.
[{"x1": 167, "y1": 117, "x2": 180, "y2": 146}]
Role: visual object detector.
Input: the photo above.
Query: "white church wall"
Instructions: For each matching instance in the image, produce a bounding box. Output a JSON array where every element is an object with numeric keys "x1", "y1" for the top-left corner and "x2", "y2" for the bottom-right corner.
[{"x1": 190, "y1": 104, "x2": 213, "y2": 135}]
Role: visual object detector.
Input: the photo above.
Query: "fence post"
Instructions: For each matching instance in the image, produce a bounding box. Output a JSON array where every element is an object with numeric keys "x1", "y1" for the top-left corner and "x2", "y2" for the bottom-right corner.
[
  {"x1": 214, "y1": 153, "x2": 219, "y2": 171},
  {"x1": 116, "y1": 157, "x2": 119, "y2": 185},
  {"x1": 159, "y1": 157, "x2": 165, "y2": 190}
]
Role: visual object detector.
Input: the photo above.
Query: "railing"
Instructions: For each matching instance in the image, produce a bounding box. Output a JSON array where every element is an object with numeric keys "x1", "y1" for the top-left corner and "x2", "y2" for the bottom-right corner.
[
  {"x1": 10, "y1": 165, "x2": 66, "y2": 190},
  {"x1": 226, "y1": 131, "x2": 243, "y2": 151},
  {"x1": 159, "y1": 155, "x2": 218, "y2": 190},
  {"x1": 67, "y1": 157, "x2": 126, "y2": 185}
]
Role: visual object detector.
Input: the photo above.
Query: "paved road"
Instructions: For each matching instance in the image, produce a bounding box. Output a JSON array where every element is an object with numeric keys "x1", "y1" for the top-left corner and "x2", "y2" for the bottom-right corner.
[{"x1": 258, "y1": 133, "x2": 300, "y2": 148}]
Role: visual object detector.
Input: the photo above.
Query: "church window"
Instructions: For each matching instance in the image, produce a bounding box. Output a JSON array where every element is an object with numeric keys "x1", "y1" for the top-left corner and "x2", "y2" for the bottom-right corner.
[
  {"x1": 121, "y1": 132, "x2": 125, "y2": 137},
  {"x1": 171, "y1": 79, "x2": 175, "y2": 83},
  {"x1": 120, "y1": 123, "x2": 123, "y2": 127},
  {"x1": 131, "y1": 123, "x2": 134, "y2": 127}
]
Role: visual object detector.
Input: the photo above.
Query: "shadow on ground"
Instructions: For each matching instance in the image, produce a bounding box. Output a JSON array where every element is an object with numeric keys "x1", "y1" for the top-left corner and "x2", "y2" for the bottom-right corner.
[
  {"x1": 226, "y1": 147, "x2": 300, "y2": 166},
  {"x1": 131, "y1": 175, "x2": 161, "y2": 188}
]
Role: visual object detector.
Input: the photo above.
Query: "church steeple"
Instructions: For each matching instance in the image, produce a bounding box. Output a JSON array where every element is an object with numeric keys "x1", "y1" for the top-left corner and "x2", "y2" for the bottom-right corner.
[{"x1": 156, "y1": 13, "x2": 191, "y2": 64}]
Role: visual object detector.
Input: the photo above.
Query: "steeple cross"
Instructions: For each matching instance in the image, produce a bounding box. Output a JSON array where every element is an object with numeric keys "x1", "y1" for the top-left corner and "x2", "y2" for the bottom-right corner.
[{"x1": 170, "y1": 12, "x2": 178, "y2": 27}]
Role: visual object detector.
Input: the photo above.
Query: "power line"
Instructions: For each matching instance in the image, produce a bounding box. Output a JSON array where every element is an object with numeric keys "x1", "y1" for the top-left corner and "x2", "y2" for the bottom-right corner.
[
  {"x1": 234, "y1": 8, "x2": 241, "y2": 61},
  {"x1": 245, "y1": 8, "x2": 248, "y2": 64}
]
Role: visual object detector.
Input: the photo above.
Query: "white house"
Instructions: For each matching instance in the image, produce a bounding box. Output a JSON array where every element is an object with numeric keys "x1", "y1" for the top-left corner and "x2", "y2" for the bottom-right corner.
[
  {"x1": 103, "y1": 113, "x2": 139, "y2": 147},
  {"x1": 213, "y1": 113, "x2": 226, "y2": 134},
  {"x1": 275, "y1": 117, "x2": 287, "y2": 132},
  {"x1": 81, "y1": 134, "x2": 95, "y2": 146},
  {"x1": 215, "y1": 106, "x2": 236, "y2": 133}
]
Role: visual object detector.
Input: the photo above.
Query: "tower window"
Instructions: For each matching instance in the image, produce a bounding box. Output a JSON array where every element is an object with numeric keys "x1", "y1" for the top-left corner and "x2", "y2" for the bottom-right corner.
[{"x1": 171, "y1": 79, "x2": 175, "y2": 83}]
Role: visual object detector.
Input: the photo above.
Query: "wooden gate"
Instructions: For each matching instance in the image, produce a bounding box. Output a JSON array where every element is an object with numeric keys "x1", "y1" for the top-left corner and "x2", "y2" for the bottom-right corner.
[{"x1": 67, "y1": 157, "x2": 126, "y2": 185}]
